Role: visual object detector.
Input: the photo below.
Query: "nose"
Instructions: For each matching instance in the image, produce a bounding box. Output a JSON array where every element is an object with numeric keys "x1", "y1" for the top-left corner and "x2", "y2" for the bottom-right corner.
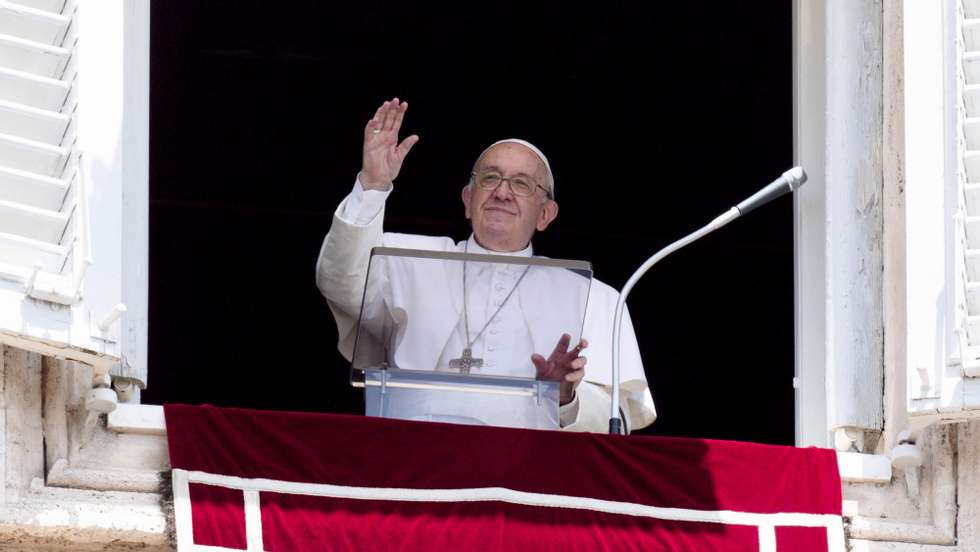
[{"x1": 492, "y1": 179, "x2": 515, "y2": 200}]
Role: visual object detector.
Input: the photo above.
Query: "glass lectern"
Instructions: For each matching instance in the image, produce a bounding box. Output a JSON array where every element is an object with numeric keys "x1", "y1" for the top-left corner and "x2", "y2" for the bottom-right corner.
[{"x1": 350, "y1": 247, "x2": 592, "y2": 430}]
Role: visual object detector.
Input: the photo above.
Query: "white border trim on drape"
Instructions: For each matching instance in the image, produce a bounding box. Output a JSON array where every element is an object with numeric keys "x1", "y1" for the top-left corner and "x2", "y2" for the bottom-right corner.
[
  {"x1": 171, "y1": 468, "x2": 846, "y2": 552},
  {"x1": 243, "y1": 490, "x2": 263, "y2": 551},
  {"x1": 758, "y1": 524, "x2": 776, "y2": 552}
]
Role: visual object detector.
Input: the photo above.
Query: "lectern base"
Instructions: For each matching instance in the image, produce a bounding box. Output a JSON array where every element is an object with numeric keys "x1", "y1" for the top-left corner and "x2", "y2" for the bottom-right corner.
[{"x1": 362, "y1": 368, "x2": 560, "y2": 430}]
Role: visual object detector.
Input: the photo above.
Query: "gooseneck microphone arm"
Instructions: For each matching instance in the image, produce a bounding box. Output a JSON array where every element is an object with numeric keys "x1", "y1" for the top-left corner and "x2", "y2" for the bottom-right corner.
[{"x1": 608, "y1": 167, "x2": 808, "y2": 435}]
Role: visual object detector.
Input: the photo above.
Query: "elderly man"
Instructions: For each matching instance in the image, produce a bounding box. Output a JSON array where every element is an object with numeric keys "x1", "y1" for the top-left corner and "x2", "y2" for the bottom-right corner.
[{"x1": 316, "y1": 98, "x2": 655, "y2": 432}]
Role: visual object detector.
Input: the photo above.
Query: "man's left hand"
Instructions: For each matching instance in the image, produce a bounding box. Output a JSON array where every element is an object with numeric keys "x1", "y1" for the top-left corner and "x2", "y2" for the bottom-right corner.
[{"x1": 531, "y1": 334, "x2": 588, "y2": 406}]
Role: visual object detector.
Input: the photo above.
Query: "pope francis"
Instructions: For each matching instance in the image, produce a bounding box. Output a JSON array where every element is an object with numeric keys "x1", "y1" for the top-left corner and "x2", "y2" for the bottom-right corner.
[{"x1": 316, "y1": 98, "x2": 656, "y2": 433}]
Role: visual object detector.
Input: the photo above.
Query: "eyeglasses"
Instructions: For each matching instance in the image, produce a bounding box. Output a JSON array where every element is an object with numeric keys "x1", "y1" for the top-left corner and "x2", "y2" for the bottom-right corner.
[{"x1": 471, "y1": 171, "x2": 551, "y2": 198}]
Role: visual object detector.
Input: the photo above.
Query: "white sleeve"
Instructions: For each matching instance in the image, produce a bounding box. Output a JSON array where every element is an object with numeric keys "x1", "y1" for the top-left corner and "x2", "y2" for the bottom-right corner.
[
  {"x1": 338, "y1": 173, "x2": 393, "y2": 226},
  {"x1": 559, "y1": 393, "x2": 581, "y2": 427},
  {"x1": 559, "y1": 381, "x2": 615, "y2": 433}
]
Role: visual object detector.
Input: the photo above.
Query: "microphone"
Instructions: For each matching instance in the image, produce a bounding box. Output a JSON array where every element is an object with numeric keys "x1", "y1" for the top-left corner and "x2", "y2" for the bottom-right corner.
[
  {"x1": 609, "y1": 167, "x2": 808, "y2": 435},
  {"x1": 736, "y1": 167, "x2": 808, "y2": 216}
]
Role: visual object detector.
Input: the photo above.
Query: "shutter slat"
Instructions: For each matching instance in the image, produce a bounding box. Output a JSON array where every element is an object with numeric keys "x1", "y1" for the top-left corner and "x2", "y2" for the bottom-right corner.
[
  {"x1": 967, "y1": 250, "x2": 980, "y2": 282},
  {"x1": 0, "y1": 230, "x2": 65, "y2": 272},
  {"x1": 0, "y1": 66, "x2": 69, "y2": 111},
  {"x1": 968, "y1": 316, "x2": 980, "y2": 347},
  {"x1": 965, "y1": 52, "x2": 980, "y2": 84},
  {"x1": 0, "y1": 131, "x2": 67, "y2": 176},
  {"x1": 0, "y1": 98, "x2": 68, "y2": 144},
  {"x1": 964, "y1": 151, "x2": 980, "y2": 182},
  {"x1": 965, "y1": 85, "x2": 980, "y2": 117},
  {"x1": 966, "y1": 217, "x2": 980, "y2": 251},
  {"x1": 0, "y1": 33, "x2": 69, "y2": 78},
  {"x1": 0, "y1": 1, "x2": 70, "y2": 46},
  {"x1": 965, "y1": 184, "x2": 980, "y2": 216},
  {"x1": 964, "y1": 19, "x2": 980, "y2": 52},
  {"x1": 4, "y1": 0, "x2": 65, "y2": 14},
  {"x1": 968, "y1": 280, "x2": 980, "y2": 316},
  {"x1": 968, "y1": 1, "x2": 980, "y2": 19},
  {"x1": 965, "y1": 118, "x2": 980, "y2": 151},
  {"x1": 0, "y1": 165, "x2": 65, "y2": 210},
  {"x1": 0, "y1": 197, "x2": 66, "y2": 243}
]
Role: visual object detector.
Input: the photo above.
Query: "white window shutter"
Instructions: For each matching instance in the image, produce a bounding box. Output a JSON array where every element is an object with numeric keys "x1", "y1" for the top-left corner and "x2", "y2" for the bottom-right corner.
[
  {"x1": 0, "y1": 0, "x2": 149, "y2": 386},
  {"x1": 906, "y1": 0, "x2": 980, "y2": 425},
  {"x1": 960, "y1": 1, "x2": 980, "y2": 377}
]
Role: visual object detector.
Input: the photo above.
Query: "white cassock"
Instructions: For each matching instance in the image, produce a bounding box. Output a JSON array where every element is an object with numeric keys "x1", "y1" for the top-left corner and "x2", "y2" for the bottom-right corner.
[{"x1": 316, "y1": 178, "x2": 657, "y2": 433}]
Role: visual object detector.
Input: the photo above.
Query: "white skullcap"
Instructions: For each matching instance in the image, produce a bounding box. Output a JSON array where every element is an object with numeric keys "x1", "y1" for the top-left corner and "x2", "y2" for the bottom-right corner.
[{"x1": 475, "y1": 138, "x2": 555, "y2": 198}]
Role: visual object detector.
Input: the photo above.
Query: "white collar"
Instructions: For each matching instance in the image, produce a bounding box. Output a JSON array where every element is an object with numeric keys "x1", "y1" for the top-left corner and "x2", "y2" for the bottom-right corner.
[{"x1": 466, "y1": 234, "x2": 533, "y2": 258}]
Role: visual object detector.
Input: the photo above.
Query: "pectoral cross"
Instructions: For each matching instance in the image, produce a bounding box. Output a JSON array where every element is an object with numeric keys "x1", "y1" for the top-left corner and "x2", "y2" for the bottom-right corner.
[{"x1": 449, "y1": 348, "x2": 483, "y2": 375}]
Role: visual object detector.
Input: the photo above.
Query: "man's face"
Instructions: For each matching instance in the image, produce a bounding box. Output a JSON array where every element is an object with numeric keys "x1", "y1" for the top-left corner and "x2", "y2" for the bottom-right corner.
[{"x1": 461, "y1": 143, "x2": 558, "y2": 252}]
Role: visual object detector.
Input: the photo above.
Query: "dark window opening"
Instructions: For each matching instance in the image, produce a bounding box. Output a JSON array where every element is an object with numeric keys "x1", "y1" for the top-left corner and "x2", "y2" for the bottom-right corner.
[{"x1": 147, "y1": 1, "x2": 794, "y2": 444}]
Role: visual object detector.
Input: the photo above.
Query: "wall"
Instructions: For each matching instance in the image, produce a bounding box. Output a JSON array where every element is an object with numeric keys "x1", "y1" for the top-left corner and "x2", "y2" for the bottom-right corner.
[{"x1": 0, "y1": 345, "x2": 170, "y2": 550}]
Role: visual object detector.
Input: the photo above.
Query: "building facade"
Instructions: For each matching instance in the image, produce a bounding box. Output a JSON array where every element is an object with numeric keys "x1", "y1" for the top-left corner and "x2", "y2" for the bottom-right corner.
[{"x1": 1, "y1": 0, "x2": 978, "y2": 549}]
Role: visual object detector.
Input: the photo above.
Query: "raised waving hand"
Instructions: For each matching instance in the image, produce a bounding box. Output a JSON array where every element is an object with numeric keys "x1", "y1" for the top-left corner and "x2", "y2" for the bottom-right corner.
[{"x1": 360, "y1": 98, "x2": 420, "y2": 190}]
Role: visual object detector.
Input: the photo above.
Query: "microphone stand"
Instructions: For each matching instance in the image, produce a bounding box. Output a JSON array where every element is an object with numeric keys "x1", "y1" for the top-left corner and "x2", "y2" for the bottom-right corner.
[{"x1": 609, "y1": 167, "x2": 808, "y2": 435}]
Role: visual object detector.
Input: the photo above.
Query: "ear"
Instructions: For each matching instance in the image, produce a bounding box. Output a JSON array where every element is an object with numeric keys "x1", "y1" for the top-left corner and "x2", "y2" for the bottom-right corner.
[
  {"x1": 536, "y1": 199, "x2": 558, "y2": 231},
  {"x1": 461, "y1": 184, "x2": 473, "y2": 220}
]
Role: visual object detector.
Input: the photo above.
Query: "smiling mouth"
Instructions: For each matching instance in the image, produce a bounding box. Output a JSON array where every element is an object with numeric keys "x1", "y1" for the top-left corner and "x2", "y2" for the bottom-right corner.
[{"x1": 484, "y1": 206, "x2": 516, "y2": 215}]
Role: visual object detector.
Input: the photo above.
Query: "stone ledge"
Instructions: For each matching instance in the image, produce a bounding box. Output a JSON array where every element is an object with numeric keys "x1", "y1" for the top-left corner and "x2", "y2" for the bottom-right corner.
[
  {"x1": 848, "y1": 517, "x2": 956, "y2": 546},
  {"x1": 848, "y1": 539, "x2": 955, "y2": 552},
  {"x1": 0, "y1": 480, "x2": 170, "y2": 551},
  {"x1": 837, "y1": 451, "x2": 892, "y2": 484},
  {"x1": 46, "y1": 459, "x2": 161, "y2": 494},
  {"x1": 108, "y1": 403, "x2": 166, "y2": 436},
  {"x1": 112, "y1": 405, "x2": 897, "y2": 485}
]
